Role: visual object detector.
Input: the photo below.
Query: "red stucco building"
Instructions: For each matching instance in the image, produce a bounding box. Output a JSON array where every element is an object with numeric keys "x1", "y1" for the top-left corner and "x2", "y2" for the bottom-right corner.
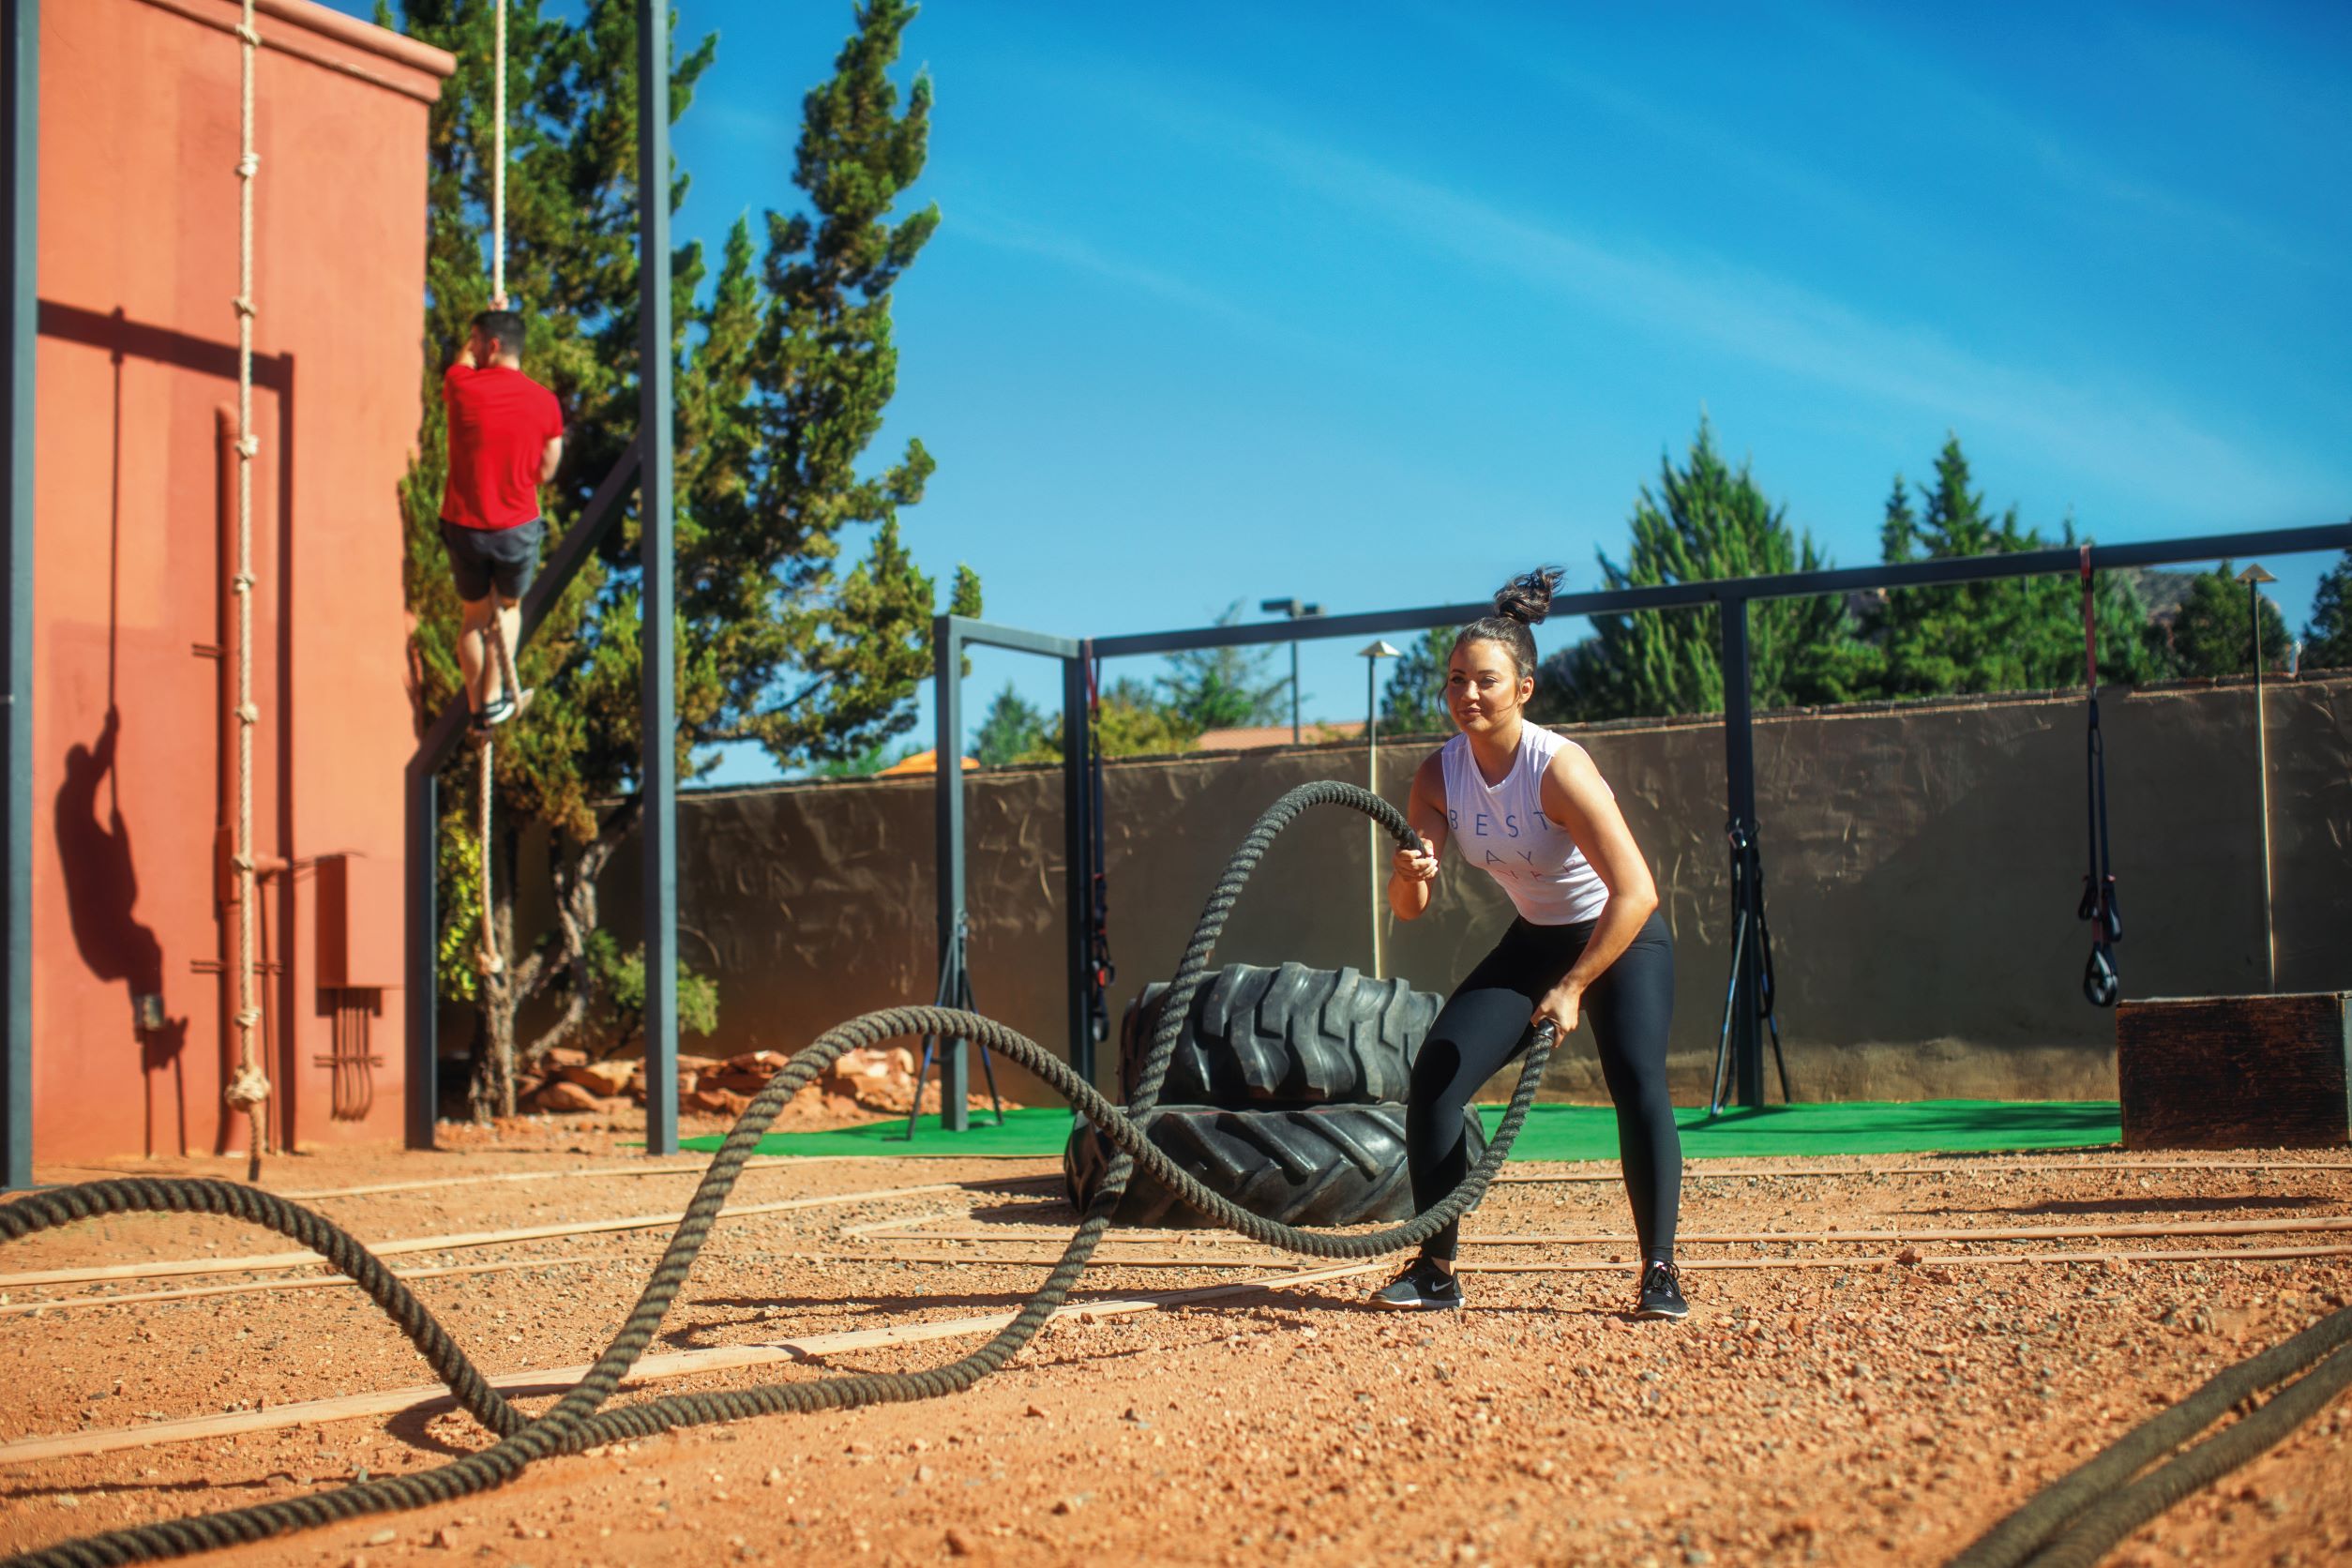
[{"x1": 31, "y1": 0, "x2": 452, "y2": 1160}]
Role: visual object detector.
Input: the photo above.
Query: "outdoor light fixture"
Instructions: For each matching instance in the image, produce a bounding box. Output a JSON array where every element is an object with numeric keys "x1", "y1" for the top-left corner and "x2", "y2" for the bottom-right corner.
[
  {"x1": 1260, "y1": 597, "x2": 1322, "y2": 743},
  {"x1": 1361, "y1": 639, "x2": 1403, "y2": 977}
]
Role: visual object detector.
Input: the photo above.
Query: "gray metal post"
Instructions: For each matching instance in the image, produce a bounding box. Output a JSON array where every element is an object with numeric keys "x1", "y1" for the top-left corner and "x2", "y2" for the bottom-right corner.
[
  {"x1": 1, "y1": 0, "x2": 34, "y2": 1190},
  {"x1": 933, "y1": 619, "x2": 967, "y2": 1127},
  {"x1": 1062, "y1": 652, "x2": 1092, "y2": 1090},
  {"x1": 636, "y1": 0, "x2": 678, "y2": 1155},
  {"x1": 1720, "y1": 596, "x2": 1763, "y2": 1108},
  {"x1": 1289, "y1": 643, "x2": 1301, "y2": 744},
  {"x1": 1366, "y1": 656, "x2": 1380, "y2": 977}
]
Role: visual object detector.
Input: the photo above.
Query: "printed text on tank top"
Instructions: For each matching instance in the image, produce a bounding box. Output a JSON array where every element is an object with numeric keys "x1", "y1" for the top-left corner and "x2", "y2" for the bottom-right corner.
[{"x1": 1438, "y1": 726, "x2": 1611, "y2": 926}]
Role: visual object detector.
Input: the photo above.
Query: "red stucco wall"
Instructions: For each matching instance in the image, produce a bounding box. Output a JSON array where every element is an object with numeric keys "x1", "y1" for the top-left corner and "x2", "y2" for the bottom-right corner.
[{"x1": 34, "y1": 0, "x2": 452, "y2": 1160}]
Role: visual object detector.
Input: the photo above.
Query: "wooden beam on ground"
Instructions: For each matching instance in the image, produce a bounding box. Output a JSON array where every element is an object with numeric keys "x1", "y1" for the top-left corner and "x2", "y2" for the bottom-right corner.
[
  {"x1": 0, "y1": 1260, "x2": 1385, "y2": 1466},
  {"x1": 878, "y1": 1214, "x2": 2352, "y2": 1248},
  {"x1": 837, "y1": 1209, "x2": 968, "y2": 1237},
  {"x1": 1496, "y1": 1158, "x2": 2352, "y2": 1184},
  {"x1": 0, "y1": 1256, "x2": 602, "y2": 1317},
  {"x1": 829, "y1": 1243, "x2": 2352, "y2": 1272},
  {"x1": 0, "y1": 1182, "x2": 972, "y2": 1290},
  {"x1": 275, "y1": 1155, "x2": 845, "y2": 1200},
  {"x1": 275, "y1": 1164, "x2": 1058, "y2": 1203}
]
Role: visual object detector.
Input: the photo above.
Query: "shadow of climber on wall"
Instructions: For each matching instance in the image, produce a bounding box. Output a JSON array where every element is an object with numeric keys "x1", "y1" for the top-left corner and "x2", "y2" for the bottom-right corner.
[{"x1": 55, "y1": 707, "x2": 189, "y2": 1153}]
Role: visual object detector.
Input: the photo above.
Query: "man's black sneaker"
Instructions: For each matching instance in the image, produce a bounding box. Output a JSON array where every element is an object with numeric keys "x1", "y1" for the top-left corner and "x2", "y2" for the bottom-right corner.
[
  {"x1": 1634, "y1": 1259, "x2": 1688, "y2": 1320},
  {"x1": 1370, "y1": 1259, "x2": 1464, "y2": 1311}
]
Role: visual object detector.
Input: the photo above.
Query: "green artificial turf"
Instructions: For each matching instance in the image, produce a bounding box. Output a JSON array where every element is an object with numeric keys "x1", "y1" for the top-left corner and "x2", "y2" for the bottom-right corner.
[{"x1": 675, "y1": 1099, "x2": 2120, "y2": 1161}]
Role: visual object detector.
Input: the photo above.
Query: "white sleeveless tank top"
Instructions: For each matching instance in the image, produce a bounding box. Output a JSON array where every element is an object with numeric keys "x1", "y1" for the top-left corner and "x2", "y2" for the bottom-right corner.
[{"x1": 1439, "y1": 725, "x2": 1611, "y2": 926}]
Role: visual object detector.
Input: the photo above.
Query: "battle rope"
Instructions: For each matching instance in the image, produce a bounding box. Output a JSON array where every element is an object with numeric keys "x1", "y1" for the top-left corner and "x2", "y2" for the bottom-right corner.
[
  {"x1": 1949, "y1": 1303, "x2": 2352, "y2": 1568},
  {"x1": 2076, "y1": 547, "x2": 2121, "y2": 1008},
  {"x1": 1, "y1": 780, "x2": 1558, "y2": 1567},
  {"x1": 219, "y1": 0, "x2": 272, "y2": 1178}
]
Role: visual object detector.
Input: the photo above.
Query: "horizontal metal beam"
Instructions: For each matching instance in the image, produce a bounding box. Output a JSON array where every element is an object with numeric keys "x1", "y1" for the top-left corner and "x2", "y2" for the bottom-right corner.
[
  {"x1": 945, "y1": 616, "x2": 1085, "y2": 661},
  {"x1": 1095, "y1": 602, "x2": 1489, "y2": 659},
  {"x1": 1714, "y1": 520, "x2": 2352, "y2": 610},
  {"x1": 1088, "y1": 520, "x2": 2352, "y2": 660}
]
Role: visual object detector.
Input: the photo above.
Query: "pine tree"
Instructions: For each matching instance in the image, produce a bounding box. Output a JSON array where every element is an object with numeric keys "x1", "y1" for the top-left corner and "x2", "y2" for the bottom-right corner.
[
  {"x1": 1551, "y1": 418, "x2": 1867, "y2": 720},
  {"x1": 1380, "y1": 627, "x2": 1455, "y2": 735},
  {"x1": 388, "y1": 0, "x2": 976, "y2": 1116},
  {"x1": 2303, "y1": 550, "x2": 2352, "y2": 672},
  {"x1": 1093, "y1": 678, "x2": 1201, "y2": 757},
  {"x1": 1157, "y1": 605, "x2": 1291, "y2": 731},
  {"x1": 2167, "y1": 563, "x2": 2292, "y2": 677},
  {"x1": 1868, "y1": 438, "x2": 2166, "y2": 697},
  {"x1": 972, "y1": 683, "x2": 1052, "y2": 766}
]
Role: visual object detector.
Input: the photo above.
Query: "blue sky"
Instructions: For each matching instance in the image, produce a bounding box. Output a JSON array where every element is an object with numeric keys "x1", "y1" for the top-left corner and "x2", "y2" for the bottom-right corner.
[{"x1": 342, "y1": 1, "x2": 2352, "y2": 782}]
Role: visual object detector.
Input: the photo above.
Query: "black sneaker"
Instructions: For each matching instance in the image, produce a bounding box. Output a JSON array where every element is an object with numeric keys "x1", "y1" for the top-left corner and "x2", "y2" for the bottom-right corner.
[
  {"x1": 1635, "y1": 1259, "x2": 1688, "y2": 1321},
  {"x1": 1370, "y1": 1259, "x2": 1463, "y2": 1311},
  {"x1": 483, "y1": 687, "x2": 533, "y2": 729}
]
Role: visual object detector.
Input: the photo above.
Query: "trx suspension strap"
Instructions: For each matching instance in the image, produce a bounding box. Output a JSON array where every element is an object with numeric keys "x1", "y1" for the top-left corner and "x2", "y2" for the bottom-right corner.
[
  {"x1": 1708, "y1": 822, "x2": 1790, "y2": 1116},
  {"x1": 2077, "y1": 546, "x2": 2122, "y2": 1007},
  {"x1": 1082, "y1": 647, "x2": 1114, "y2": 1057}
]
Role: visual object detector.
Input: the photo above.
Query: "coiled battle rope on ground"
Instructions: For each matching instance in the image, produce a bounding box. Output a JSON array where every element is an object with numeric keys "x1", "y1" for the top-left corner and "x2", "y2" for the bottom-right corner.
[
  {"x1": 1, "y1": 780, "x2": 1557, "y2": 1567},
  {"x1": 1949, "y1": 1301, "x2": 2352, "y2": 1568}
]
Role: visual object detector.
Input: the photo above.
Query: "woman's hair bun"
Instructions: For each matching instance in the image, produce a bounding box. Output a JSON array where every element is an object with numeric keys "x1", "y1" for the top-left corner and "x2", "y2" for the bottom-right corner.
[{"x1": 1493, "y1": 566, "x2": 1563, "y2": 626}]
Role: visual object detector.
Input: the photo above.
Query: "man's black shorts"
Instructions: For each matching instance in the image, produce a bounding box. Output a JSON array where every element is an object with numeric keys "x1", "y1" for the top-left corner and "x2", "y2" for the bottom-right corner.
[{"x1": 438, "y1": 518, "x2": 545, "y2": 603}]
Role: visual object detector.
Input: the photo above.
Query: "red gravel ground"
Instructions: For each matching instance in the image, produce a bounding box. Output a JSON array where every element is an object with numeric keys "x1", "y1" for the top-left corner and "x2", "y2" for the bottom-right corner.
[{"x1": 3, "y1": 1118, "x2": 2348, "y2": 1567}]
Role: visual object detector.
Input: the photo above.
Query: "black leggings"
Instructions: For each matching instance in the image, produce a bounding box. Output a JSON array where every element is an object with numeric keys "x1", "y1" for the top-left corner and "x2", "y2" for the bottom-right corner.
[{"x1": 1407, "y1": 909, "x2": 1680, "y2": 1263}]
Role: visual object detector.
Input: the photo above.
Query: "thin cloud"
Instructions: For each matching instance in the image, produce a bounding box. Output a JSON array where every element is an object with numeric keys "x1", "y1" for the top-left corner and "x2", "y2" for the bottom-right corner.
[
  {"x1": 1097, "y1": 83, "x2": 2339, "y2": 525},
  {"x1": 943, "y1": 200, "x2": 1278, "y2": 333},
  {"x1": 1787, "y1": 3, "x2": 2327, "y2": 274}
]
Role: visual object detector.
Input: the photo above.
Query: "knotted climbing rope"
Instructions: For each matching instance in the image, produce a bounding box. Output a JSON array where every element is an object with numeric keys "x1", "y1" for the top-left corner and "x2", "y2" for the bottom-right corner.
[
  {"x1": 1, "y1": 780, "x2": 1557, "y2": 1567},
  {"x1": 472, "y1": 0, "x2": 520, "y2": 986},
  {"x1": 219, "y1": 0, "x2": 271, "y2": 1177}
]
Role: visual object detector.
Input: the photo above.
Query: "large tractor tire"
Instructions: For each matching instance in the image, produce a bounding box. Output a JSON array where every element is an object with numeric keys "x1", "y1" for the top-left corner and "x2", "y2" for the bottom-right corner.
[
  {"x1": 1118, "y1": 962, "x2": 1442, "y2": 1108},
  {"x1": 1063, "y1": 1101, "x2": 1487, "y2": 1229}
]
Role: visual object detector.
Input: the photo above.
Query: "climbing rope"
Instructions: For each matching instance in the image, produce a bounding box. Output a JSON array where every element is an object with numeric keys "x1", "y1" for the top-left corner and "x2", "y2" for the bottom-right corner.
[
  {"x1": 490, "y1": 0, "x2": 505, "y2": 305},
  {"x1": 474, "y1": 618, "x2": 521, "y2": 981},
  {"x1": 1, "y1": 780, "x2": 1558, "y2": 1567},
  {"x1": 472, "y1": 0, "x2": 519, "y2": 986},
  {"x1": 219, "y1": 0, "x2": 271, "y2": 1177},
  {"x1": 1949, "y1": 1302, "x2": 2352, "y2": 1568},
  {"x1": 475, "y1": 738, "x2": 501, "y2": 979}
]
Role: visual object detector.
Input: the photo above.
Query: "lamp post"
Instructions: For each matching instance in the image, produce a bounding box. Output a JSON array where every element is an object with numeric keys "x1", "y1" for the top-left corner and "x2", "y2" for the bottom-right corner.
[
  {"x1": 2238, "y1": 564, "x2": 2278, "y2": 992},
  {"x1": 1361, "y1": 640, "x2": 1402, "y2": 976},
  {"x1": 1259, "y1": 597, "x2": 1322, "y2": 743}
]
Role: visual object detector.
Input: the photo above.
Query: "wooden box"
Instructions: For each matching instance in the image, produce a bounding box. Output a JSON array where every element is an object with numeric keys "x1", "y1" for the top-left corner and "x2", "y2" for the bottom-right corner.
[{"x1": 2118, "y1": 992, "x2": 2352, "y2": 1151}]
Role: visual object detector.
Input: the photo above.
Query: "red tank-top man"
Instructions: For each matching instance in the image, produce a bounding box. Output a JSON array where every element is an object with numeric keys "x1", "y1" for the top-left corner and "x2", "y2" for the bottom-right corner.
[{"x1": 437, "y1": 305, "x2": 563, "y2": 732}]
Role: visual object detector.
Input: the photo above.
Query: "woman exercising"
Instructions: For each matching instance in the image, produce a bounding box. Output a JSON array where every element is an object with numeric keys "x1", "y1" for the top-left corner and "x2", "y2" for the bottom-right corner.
[{"x1": 1372, "y1": 568, "x2": 1685, "y2": 1319}]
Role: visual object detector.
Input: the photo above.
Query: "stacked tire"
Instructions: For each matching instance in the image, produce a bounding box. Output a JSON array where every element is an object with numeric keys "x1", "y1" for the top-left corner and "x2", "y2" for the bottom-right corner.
[{"x1": 1063, "y1": 962, "x2": 1481, "y2": 1228}]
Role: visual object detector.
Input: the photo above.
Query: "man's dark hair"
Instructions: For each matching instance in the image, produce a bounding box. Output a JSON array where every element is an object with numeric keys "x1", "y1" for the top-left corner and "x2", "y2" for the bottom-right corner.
[{"x1": 471, "y1": 309, "x2": 525, "y2": 357}]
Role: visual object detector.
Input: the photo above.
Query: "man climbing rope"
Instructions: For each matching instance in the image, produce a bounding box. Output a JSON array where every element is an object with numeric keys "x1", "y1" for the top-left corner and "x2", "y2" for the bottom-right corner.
[{"x1": 438, "y1": 301, "x2": 561, "y2": 734}]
